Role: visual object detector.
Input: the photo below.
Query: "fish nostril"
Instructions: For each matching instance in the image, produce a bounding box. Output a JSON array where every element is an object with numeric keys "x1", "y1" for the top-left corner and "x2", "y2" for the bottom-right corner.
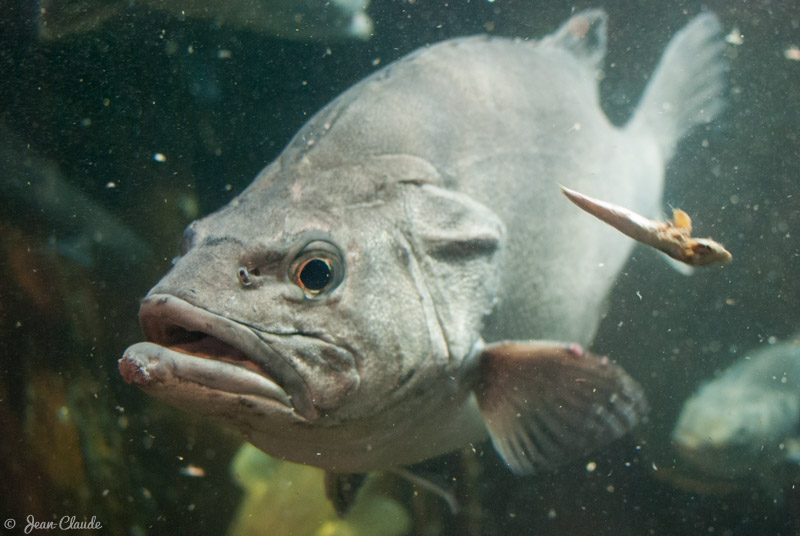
[{"x1": 237, "y1": 266, "x2": 253, "y2": 287}]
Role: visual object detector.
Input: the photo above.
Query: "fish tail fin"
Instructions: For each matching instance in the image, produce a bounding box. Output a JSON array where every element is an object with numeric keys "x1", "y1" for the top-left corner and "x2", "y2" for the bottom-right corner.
[{"x1": 627, "y1": 13, "x2": 727, "y2": 161}]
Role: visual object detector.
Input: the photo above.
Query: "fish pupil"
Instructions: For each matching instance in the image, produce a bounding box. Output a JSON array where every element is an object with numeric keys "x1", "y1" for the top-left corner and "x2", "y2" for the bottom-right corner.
[{"x1": 300, "y1": 258, "x2": 332, "y2": 291}]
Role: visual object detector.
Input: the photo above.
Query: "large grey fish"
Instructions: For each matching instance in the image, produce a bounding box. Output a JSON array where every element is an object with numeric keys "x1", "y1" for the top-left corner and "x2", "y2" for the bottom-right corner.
[
  {"x1": 673, "y1": 336, "x2": 800, "y2": 482},
  {"x1": 120, "y1": 9, "x2": 726, "y2": 495}
]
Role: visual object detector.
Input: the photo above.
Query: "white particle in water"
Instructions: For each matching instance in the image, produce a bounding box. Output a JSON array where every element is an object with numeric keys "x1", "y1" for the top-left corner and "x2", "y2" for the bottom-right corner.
[
  {"x1": 784, "y1": 45, "x2": 800, "y2": 61},
  {"x1": 725, "y1": 28, "x2": 743, "y2": 46}
]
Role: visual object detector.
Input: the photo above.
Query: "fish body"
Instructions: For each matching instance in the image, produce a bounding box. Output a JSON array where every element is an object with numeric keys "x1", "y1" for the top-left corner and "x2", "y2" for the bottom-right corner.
[
  {"x1": 37, "y1": 0, "x2": 373, "y2": 41},
  {"x1": 120, "y1": 11, "x2": 725, "y2": 478},
  {"x1": 673, "y1": 337, "x2": 800, "y2": 479},
  {"x1": 0, "y1": 123, "x2": 153, "y2": 267}
]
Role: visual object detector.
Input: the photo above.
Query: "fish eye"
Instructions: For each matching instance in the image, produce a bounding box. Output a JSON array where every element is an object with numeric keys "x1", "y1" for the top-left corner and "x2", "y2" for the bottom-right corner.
[
  {"x1": 298, "y1": 258, "x2": 331, "y2": 290},
  {"x1": 290, "y1": 241, "x2": 344, "y2": 298}
]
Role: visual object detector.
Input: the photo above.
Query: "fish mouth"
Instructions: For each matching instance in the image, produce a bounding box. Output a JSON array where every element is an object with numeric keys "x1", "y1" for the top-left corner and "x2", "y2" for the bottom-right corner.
[{"x1": 119, "y1": 293, "x2": 317, "y2": 421}]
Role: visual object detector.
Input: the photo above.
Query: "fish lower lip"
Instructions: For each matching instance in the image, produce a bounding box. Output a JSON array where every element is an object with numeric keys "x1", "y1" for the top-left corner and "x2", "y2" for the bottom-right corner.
[
  {"x1": 134, "y1": 293, "x2": 318, "y2": 420},
  {"x1": 120, "y1": 342, "x2": 293, "y2": 406}
]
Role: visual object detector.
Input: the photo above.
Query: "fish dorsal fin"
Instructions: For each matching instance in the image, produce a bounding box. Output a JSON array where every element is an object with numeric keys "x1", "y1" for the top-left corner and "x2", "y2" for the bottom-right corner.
[
  {"x1": 542, "y1": 9, "x2": 607, "y2": 73},
  {"x1": 473, "y1": 341, "x2": 647, "y2": 475}
]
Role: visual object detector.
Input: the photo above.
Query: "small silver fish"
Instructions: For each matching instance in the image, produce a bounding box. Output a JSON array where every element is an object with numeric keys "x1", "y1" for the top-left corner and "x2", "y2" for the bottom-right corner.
[
  {"x1": 561, "y1": 186, "x2": 732, "y2": 266},
  {"x1": 119, "y1": 9, "x2": 726, "y2": 506}
]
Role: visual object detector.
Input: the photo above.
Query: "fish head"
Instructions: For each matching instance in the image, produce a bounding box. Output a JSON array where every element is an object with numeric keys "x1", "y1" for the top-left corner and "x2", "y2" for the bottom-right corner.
[
  {"x1": 120, "y1": 154, "x2": 504, "y2": 466},
  {"x1": 672, "y1": 380, "x2": 799, "y2": 477}
]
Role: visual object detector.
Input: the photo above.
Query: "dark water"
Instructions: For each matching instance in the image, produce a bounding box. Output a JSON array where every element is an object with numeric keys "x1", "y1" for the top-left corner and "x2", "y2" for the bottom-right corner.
[{"x1": 0, "y1": 1, "x2": 798, "y2": 534}]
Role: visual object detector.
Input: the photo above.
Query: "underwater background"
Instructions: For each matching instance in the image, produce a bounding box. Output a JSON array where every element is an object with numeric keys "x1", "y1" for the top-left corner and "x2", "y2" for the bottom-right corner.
[{"x1": 0, "y1": 0, "x2": 798, "y2": 534}]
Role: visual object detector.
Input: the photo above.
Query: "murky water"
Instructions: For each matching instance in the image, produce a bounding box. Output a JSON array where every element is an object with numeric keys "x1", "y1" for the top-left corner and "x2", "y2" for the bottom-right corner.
[{"x1": 1, "y1": 1, "x2": 798, "y2": 534}]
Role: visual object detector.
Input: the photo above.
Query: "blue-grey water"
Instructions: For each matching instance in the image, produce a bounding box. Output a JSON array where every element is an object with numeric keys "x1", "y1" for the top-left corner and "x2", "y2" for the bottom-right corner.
[{"x1": 1, "y1": 1, "x2": 798, "y2": 535}]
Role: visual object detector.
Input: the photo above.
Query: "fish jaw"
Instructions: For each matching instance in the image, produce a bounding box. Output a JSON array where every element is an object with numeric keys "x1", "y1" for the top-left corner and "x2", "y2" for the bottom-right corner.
[
  {"x1": 119, "y1": 293, "x2": 332, "y2": 422},
  {"x1": 119, "y1": 297, "x2": 484, "y2": 473},
  {"x1": 120, "y1": 342, "x2": 304, "y2": 422}
]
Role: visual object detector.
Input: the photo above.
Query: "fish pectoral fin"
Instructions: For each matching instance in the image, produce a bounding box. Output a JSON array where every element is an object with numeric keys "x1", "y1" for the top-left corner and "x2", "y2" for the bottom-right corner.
[
  {"x1": 324, "y1": 471, "x2": 367, "y2": 517},
  {"x1": 474, "y1": 341, "x2": 647, "y2": 475},
  {"x1": 663, "y1": 255, "x2": 696, "y2": 276}
]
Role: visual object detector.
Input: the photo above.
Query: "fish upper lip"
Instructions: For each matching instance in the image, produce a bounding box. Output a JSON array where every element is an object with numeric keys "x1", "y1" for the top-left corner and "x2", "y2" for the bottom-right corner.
[{"x1": 138, "y1": 293, "x2": 318, "y2": 420}]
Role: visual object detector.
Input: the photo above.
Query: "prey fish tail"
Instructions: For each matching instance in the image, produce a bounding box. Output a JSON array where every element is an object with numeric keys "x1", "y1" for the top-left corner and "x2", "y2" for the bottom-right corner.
[{"x1": 561, "y1": 186, "x2": 732, "y2": 267}]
